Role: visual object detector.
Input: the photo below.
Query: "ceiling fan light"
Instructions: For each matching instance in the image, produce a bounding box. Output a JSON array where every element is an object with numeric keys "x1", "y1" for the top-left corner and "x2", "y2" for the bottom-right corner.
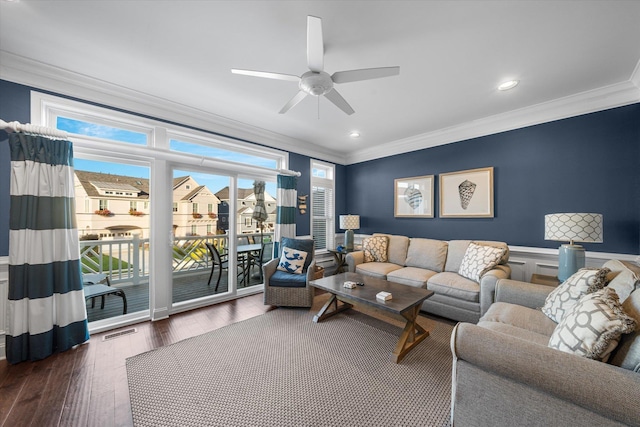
[{"x1": 498, "y1": 80, "x2": 519, "y2": 91}]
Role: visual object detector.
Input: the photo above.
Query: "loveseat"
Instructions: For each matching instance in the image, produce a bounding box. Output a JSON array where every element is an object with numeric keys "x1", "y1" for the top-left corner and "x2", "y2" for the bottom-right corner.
[
  {"x1": 345, "y1": 234, "x2": 511, "y2": 323},
  {"x1": 450, "y1": 259, "x2": 640, "y2": 426}
]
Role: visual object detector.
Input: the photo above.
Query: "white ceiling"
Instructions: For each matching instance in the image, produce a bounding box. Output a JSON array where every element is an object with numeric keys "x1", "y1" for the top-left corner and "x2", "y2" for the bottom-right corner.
[{"x1": 1, "y1": 1, "x2": 639, "y2": 165}]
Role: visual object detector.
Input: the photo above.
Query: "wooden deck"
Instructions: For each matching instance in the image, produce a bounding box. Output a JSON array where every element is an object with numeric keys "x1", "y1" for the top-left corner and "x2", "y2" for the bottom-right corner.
[{"x1": 86, "y1": 265, "x2": 266, "y2": 322}]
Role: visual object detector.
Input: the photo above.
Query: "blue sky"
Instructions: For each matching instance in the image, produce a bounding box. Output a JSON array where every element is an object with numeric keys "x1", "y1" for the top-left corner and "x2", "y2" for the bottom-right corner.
[{"x1": 61, "y1": 117, "x2": 278, "y2": 195}]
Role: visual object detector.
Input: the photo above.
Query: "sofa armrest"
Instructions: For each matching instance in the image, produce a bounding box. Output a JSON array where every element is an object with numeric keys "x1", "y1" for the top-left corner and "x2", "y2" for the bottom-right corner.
[
  {"x1": 479, "y1": 264, "x2": 511, "y2": 317},
  {"x1": 451, "y1": 323, "x2": 640, "y2": 426},
  {"x1": 345, "y1": 251, "x2": 364, "y2": 272},
  {"x1": 495, "y1": 278, "x2": 554, "y2": 309}
]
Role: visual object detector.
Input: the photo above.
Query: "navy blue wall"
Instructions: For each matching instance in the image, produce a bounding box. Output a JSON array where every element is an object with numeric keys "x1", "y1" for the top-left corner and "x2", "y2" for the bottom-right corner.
[
  {"x1": 345, "y1": 103, "x2": 640, "y2": 255},
  {"x1": 0, "y1": 80, "x2": 345, "y2": 255}
]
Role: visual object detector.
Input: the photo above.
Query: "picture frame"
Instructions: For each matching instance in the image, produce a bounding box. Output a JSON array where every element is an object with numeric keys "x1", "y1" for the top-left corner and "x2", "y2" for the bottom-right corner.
[
  {"x1": 394, "y1": 175, "x2": 434, "y2": 218},
  {"x1": 440, "y1": 167, "x2": 494, "y2": 218}
]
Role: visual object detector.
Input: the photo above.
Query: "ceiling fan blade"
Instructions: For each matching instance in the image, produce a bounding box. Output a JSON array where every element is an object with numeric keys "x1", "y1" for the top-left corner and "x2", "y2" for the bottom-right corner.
[
  {"x1": 231, "y1": 69, "x2": 300, "y2": 82},
  {"x1": 307, "y1": 16, "x2": 324, "y2": 72},
  {"x1": 324, "y1": 89, "x2": 355, "y2": 115},
  {"x1": 331, "y1": 66, "x2": 400, "y2": 84},
  {"x1": 279, "y1": 91, "x2": 308, "y2": 114}
]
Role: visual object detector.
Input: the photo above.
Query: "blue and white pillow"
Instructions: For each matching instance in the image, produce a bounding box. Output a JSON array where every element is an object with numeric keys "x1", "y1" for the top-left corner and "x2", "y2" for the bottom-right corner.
[{"x1": 277, "y1": 246, "x2": 308, "y2": 275}]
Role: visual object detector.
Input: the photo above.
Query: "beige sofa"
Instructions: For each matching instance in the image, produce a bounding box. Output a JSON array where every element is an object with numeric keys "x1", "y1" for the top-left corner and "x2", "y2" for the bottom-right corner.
[
  {"x1": 450, "y1": 259, "x2": 640, "y2": 426},
  {"x1": 345, "y1": 234, "x2": 511, "y2": 323}
]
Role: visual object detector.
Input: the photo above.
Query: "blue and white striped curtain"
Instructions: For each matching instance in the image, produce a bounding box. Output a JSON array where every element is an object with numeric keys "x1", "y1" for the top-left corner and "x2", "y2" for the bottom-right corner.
[
  {"x1": 6, "y1": 133, "x2": 89, "y2": 364},
  {"x1": 274, "y1": 174, "x2": 297, "y2": 255}
]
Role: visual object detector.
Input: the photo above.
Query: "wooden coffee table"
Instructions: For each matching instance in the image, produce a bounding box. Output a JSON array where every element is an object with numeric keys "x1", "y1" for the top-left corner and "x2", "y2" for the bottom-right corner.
[{"x1": 310, "y1": 272, "x2": 434, "y2": 363}]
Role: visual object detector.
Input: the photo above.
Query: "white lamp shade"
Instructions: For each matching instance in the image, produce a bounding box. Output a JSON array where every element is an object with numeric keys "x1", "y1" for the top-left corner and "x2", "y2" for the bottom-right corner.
[
  {"x1": 544, "y1": 213, "x2": 603, "y2": 243},
  {"x1": 339, "y1": 214, "x2": 360, "y2": 230}
]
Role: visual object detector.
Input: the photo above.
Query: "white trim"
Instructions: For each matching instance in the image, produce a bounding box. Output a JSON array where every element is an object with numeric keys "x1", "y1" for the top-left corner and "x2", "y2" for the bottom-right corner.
[
  {"x1": 0, "y1": 51, "x2": 343, "y2": 165},
  {"x1": 346, "y1": 80, "x2": 640, "y2": 164},
  {"x1": 2, "y1": 50, "x2": 639, "y2": 166}
]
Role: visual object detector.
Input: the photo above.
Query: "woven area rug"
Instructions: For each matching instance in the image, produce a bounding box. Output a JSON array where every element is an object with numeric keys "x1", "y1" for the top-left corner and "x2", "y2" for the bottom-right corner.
[{"x1": 126, "y1": 307, "x2": 454, "y2": 427}]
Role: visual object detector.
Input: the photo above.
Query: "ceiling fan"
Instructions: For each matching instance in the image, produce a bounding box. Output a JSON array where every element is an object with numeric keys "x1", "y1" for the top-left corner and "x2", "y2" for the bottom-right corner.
[{"x1": 231, "y1": 15, "x2": 400, "y2": 115}]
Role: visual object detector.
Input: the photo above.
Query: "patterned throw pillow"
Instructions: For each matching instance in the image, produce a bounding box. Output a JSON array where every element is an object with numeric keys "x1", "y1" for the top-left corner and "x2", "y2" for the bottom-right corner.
[
  {"x1": 276, "y1": 246, "x2": 308, "y2": 275},
  {"x1": 542, "y1": 268, "x2": 610, "y2": 323},
  {"x1": 362, "y1": 236, "x2": 388, "y2": 263},
  {"x1": 548, "y1": 287, "x2": 637, "y2": 361},
  {"x1": 458, "y1": 242, "x2": 506, "y2": 283}
]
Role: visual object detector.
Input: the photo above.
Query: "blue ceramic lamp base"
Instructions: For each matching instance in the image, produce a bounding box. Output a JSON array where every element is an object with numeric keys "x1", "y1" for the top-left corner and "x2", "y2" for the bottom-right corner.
[
  {"x1": 344, "y1": 229, "x2": 354, "y2": 251},
  {"x1": 557, "y1": 244, "x2": 585, "y2": 282}
]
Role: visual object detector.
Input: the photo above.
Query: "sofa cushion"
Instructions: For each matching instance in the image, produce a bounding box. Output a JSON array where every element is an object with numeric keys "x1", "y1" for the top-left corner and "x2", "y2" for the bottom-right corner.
[
  {"x1": 386, "y1": 267, "x2": 437, "y2": 288},
  {"x1": 603, "y1": 259, "x2": 640, "y2": 303},
  {"x1": 355, "y1": 262, "x2": 403, "y2": 279},
  {"x1": 362, "y1": 235, "x2": 388, "y2": 263},
  {"x1": 444, "y1": 240, "x2": 472, "y2": 272},
  {"x1": 541, "y1": 267, "x2": 611, "y2": 323},
  {"x1": 269, "y1": 269, "x2": 308, "y2": 288},
  {"x1": 609, "y1": 288, "x2": 640, "y2": 372},
  {"x1": 276, "y1": 246, "x2": 308, "y2": 274},
  {"x1": 374, "y1": 234, "x2": 409, "y2": 266},
  {"x1": 428, "y1": 272, "x2": 480, "y2": 302},
  {"x1": 458, "y1": 242, "x2": 506, "y2": 282},
  {"x1": 405, "y1": 238, "x2": 448, "y2": 272},
  {"x1": 481, "y1": 302, "x2": 558, "y2": 337},
  {"x1": 548, "y1": 287, "x2": 637, "y2": 362}
]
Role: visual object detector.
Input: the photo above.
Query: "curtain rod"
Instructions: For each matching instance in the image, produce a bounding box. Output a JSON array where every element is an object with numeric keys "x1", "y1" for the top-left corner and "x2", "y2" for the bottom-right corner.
[
  {"x1": 278, "y1": 168, "x2": 301, "y2": 177},
  {"x1": 0, "y1": 118, "x2": 69, "y2": 139}
]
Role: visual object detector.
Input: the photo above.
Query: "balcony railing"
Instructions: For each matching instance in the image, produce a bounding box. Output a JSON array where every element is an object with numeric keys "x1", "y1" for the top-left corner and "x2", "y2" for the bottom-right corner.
[{"x1": 79, "y1": 232, "x2": 273, "y2": 285}]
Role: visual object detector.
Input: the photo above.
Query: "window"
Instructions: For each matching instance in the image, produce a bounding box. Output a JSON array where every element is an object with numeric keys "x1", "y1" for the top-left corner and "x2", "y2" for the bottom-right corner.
[
  {"x1": 170, "y1": 138, "x2": 279, "y2": 169},
  {"x1": 172, "y1": 202, "x2": 178, "y2": 212},
  {"x1": 191, "y1": 225, "x2": 197, "y2": 235},
  {"x1": 130, "y1": 201, "x2": 138, "y2": 211},
  {"x1": 207, "y1": 224, "x2": 212, "y2": 234},
  {"x1": 192, "y1": 203, "x2": 199, "y2": 214},
  {"x1": 245, "y1": 217, "x2": 253, "y2": 227},
  {"x1": 99, "y1": 199, "x2": 108, "y2": 210},
  {"x1": 56, "y1": 116, "x2": 148, "y2": 145},
  {"x1": 311, "y1": 160, "x2": 335, "y2": 252},
  {"x1": 208, "y1": 203, "x2": 213, "y2": 213}
]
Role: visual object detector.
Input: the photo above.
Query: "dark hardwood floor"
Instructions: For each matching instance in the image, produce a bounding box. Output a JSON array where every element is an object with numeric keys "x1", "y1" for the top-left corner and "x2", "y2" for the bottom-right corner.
[{"x1": 0, "y1": 293, "x2": 276, "y2": 427}]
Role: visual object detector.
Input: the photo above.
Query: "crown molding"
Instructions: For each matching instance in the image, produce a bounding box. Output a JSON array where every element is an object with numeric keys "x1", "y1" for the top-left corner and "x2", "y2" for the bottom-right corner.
[
  {"x1": 2, "y1": 50, "x2": 638, "y2": 167},
  {"x1": 630, "y1": 58, "x2": 640, "y2": 89},
  {"x1": 0, "y1": 51, "x2": 344, "y2": 165},
  {"x1": 346, "y1": 78, "x2": 640, "y2": 164}
]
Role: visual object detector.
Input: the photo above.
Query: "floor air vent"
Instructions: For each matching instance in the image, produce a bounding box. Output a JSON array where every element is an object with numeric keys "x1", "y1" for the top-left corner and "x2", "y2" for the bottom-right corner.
[{"x1": 102, "y1": 328, "x2": 137, "y2": 341}]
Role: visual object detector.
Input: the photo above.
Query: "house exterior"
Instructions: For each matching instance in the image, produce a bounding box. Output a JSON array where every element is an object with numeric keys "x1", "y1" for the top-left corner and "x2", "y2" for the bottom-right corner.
[
  {"x1": 172, "y1": 176, "x2": 221, "y2": 237},
  {"x1": 215, "y1": 186, "x2": 277, "y2": 235},
  {"x1": 74, "y1": 171, "x2": 220, "y2": 239}
]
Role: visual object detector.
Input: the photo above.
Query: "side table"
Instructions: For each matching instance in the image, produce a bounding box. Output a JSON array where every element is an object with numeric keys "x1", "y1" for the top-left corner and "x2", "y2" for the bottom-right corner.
[
  {"x1": 530, "y1": 273, "x2": 561, "y2": 287},
  {"x1": 328, "y1": 248, "x2": 353, "y2": 274}
]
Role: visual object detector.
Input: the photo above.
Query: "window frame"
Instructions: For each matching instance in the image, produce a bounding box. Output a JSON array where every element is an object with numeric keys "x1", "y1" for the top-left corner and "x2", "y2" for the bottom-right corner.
[{"x1": 310, "y1": 159, "x2": 336, "y2": 253}]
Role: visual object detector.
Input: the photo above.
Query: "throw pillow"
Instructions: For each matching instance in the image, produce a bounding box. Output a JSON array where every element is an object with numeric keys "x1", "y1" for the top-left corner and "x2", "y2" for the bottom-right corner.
[
  {"x1": 548, "y1": 287, "x2": 637, "y2": 362},
  {"x1": 457, "y1": 242, "x2": 506, "y2": 283},
  {"x1": 276, "y1": 246, "x2": 308, "y2": 275},
  {"x1": 362, "y1": 236, "x2": 388, "y2": 263},
  {"x1": 541, "y1": 267, "x2": 610, "y2": 323}
]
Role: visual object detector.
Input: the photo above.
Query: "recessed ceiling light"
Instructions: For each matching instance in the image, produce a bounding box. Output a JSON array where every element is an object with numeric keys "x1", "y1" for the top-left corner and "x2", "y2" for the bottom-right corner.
[
  {"x1": 498, "y1": 80, "x2": 519, "y2": 91},
  {"x1": 349, "y1": 131, "x2": 360, "y2": 138}
]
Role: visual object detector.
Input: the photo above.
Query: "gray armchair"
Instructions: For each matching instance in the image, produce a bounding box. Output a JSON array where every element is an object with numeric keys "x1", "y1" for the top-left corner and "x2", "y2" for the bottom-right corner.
[{"x1": 263, "y1": 237, "x2": 316, "y2": 307}]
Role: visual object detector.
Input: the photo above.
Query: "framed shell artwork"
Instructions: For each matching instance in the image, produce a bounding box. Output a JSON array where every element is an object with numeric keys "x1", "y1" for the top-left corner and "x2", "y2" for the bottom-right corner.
[
  {"x1": 394, "y1": 175, "x2": 434, "y2": 218},
  {"x1": 439, "y1": 167, "x2": 494, "y2": 218}
]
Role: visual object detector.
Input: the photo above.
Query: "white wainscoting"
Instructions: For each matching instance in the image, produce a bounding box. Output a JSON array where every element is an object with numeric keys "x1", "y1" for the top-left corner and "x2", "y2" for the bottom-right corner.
[
  {"x1": 1, "y1": 248, "x2": 639, "y2": 360},
  {"x1": 507, "y1": 246, "x2": 640, "y2": 282}
]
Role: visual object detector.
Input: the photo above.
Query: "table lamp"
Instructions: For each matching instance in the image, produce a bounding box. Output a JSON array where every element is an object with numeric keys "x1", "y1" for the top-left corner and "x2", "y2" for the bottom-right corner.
[
  {"x1": 544, "y1": 213, "x2": 603, "y2": 281},
  {"x1": 339, "y1": 214, "x2": 360, "y2": 251}
]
